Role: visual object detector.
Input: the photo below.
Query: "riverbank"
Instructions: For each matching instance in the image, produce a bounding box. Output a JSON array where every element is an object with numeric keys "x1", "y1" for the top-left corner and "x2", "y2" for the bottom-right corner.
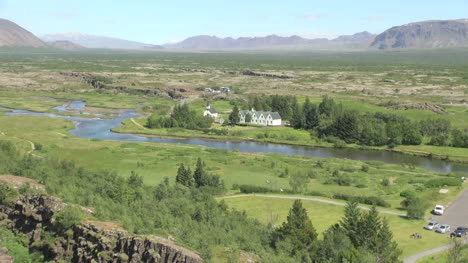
[{"x1": 113, "y1": 117, "x2": 468, "y2": 165}]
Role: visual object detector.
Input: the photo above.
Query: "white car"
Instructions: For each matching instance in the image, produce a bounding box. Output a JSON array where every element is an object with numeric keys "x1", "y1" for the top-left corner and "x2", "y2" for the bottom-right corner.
[
  {"x1": 424, "y1": 221, "x2": 439, "y2": 230},
  {"x1": 433, "y1": 205, "x2": 445, "y2": 215},
  {"x1": 436, "y1": 224, "x2": 451, "y2": 234}
]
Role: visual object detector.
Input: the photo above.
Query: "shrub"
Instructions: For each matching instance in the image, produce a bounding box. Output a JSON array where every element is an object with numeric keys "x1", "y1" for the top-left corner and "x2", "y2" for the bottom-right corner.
[
  {"x1": 424, "y1": 178, "x2": 462, "y2": 188},
  {"x1": 381, "y1": 178, "x2": 390, "y2": 187},
  {"x1": 361, "y1": 165, "x2": 369, "y2": 173},
  {"x1": 54, "y1": 206, "x2": 84, "y2": 234},
  {"x1": 333, "y1": 194, "x2": 390, "y2": 208},
  {"x1": 238, "y1": 185, "x2": 272, "y2": 194}
]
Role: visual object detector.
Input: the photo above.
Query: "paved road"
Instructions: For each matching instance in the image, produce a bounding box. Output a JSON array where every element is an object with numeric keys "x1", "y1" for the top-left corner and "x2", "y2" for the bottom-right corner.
[
  {"x1": 403, "y1": 189, "x2": 468, "y2": 263},
  {"x1": 220, "y1": 194, "x2": 406, "y2": 217},
  {"x1": 432, "y1": 190, "x2": 468, "y2": 228}
]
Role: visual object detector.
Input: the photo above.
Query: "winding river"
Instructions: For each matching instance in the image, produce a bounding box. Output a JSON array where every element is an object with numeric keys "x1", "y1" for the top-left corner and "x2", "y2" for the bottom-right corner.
[{"x1": 2, "y1": 101, "x2": 467, "y2": 174}]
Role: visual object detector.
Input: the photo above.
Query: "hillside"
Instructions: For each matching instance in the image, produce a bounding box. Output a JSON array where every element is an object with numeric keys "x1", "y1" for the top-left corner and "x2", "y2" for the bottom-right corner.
[
  {"x1": 371, "y1": 19, "x2": 468, "y2": 49},
  {"x1": 0, "y1": 18, "x2": 46, "y2": 47},
  {"x1": 47, "y1": 40, "x2": 85, "y2": 50},
  {"x1": 41, "y1": 32, "x2": 164, "y2": 50}
]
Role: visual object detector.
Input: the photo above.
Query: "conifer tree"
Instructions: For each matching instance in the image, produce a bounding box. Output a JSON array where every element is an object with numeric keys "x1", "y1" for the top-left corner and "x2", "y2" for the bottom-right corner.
[
  {"x1": 229, "y1": 105, "x2": 240, "y2": 125},
  {"x1": 176, "y1": 163, "x2": 194, "y2": 187},
  {"x1": 273, "y1": 200, "x2": 317, "y2": 256},
  {"x1": 340, "y1": 201, "x2": 362, "y2": 247},
  {"x1": 375, "y1": 218, "x2": 402, "y2": 263},
  {"x1": 361, "y1": 206, "x2": 382, "y2": 251},
  {"x1": 194, "y1": 158, "x2": 205, "y2": 187},
  {"x1": 290, "y1": 100, "x2": 304, "y2": 129}
]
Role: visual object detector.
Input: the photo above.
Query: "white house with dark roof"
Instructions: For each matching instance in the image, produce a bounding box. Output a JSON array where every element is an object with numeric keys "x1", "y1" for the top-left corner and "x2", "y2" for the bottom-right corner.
[
  {"x1": 239, "y1": 109, "x2": 282, "y2": 126},
  {"x1": 203, "y1": 105, "x2": 218, "y2": 118}
]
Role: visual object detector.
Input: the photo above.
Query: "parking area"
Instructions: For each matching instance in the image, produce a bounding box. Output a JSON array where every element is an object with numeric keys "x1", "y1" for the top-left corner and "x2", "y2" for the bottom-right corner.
[{"x1": 429, "y1": 189, "x2": 468, "y2": 233}]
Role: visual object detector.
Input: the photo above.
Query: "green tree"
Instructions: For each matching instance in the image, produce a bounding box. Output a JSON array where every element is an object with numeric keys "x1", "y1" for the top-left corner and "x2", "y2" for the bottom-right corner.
[
  {"x1": 229, "y1": 105, "x2": 240, "y2": 125},
  {"x1": 401, "y1": 195, "x2": 425, "y2": 219},
  {"x1": 193, "y1": 158, "x2": 205, "y2": 187},
  {"x1": 245, "y1": 113, "x2": 252, "y2": 123},
  {"x1": 273, "y1": 200, "x2": 317, "y2": 256},
  {"x1": 176, "y1": 164, "x2": 194, "y2": 187},
  {"x1": 289, "y1": 173, "x2": 310, "y2": 193},
  {"x1": 361, "y1": 207, "x2": 382, "y2": 251},
  {"x1": 290, "y1": 100, "x2": 304, "y2": 129},
  {"x1": 375, "y1": 218, "x2": 402, "y2": 263},
  {"x1": 340, "y1": 201, "x2": 362, "y2": 247}
]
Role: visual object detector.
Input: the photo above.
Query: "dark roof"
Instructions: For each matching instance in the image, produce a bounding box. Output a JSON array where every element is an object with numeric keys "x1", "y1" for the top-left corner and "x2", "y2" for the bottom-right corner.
[
  {"x1": 270, "y1": 112, "x2": 281, "y2": 120},
  {"x1": 208, "y1": 108, "x2": 217, "y2": 114}
]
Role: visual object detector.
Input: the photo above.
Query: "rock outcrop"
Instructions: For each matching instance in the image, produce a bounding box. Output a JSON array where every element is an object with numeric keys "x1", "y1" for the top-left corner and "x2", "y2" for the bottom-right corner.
[
  {"x1": 0, "y1": 247, "x2": 13, "y2": 263},
  {"x1": 59, "y1": 72, "x2": 187, "y2": 99},
  {"x1": 0, "y1": 194, "x2": 202, "y2": 263}
]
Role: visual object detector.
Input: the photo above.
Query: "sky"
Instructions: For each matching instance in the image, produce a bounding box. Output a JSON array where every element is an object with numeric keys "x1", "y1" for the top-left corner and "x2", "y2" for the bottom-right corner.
[{"x1": 0, "y1": 0, "x2": 467, "y2": 44}]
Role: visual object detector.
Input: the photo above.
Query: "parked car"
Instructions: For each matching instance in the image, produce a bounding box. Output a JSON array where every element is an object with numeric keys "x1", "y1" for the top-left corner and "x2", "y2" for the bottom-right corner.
[
  {"x1": 436, "y1": 224, "x2": 451, "y2": 234},
  {"x1": 433, "y1": 205, "x2": 445, "y2": 215},
  {"x1": 424, "y1": 221, "x2": 439, "y2": 230},
  {"x1": 450, "y1": 227, "x2": 468, "y2": 237}
]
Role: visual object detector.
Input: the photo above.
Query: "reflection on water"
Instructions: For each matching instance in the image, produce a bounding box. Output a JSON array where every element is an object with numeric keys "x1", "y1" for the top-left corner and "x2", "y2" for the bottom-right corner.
[{"x1": 4, "y1": 101, "x2": 467, "y2": 174}]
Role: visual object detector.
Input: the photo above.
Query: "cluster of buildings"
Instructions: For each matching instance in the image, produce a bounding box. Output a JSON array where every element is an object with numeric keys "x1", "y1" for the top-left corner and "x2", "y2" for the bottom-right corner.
[
  {"x1": 203, "y1": 105, "x2": 282, "y2": 126},
  {"x1": 204, "y1": 87, "x2": 230, "y2": 94}
]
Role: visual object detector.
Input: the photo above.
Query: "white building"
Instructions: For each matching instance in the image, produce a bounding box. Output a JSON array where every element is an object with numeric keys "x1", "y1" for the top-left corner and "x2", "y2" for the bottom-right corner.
[
  {"x1": 239, "y1": 109, "x2": 281, "y2": 126},
  {"x1": 203, "y1": 105, "x2": 218, "y2": 118}
]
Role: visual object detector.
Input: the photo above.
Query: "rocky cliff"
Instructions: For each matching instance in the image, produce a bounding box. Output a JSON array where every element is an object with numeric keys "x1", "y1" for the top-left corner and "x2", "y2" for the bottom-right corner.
[{"x1": 0, "y1": 194, "x2": 202, "y2": 263}]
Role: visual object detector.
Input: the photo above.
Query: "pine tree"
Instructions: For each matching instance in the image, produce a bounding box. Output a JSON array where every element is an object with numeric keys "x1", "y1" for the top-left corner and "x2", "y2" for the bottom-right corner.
[
  {"x1": 175, "y1": 163, "x2": 194, "y2": 187},
  {"x1": 375, "y1": 218, "x2": 402, "y2": 263},
  {"x1": 290, "y1": 100, "x2": 304, "y2": 129},
  {"x1": 194, "y1": 158, "x2": 205, "y2": 187},
  {"x1": 229, "y1": 105, "x2": 240, "y2": 125},
  {"x1": 273, "y1": 200, "x2": 317, "y2": 256},
  {"x1": 361, "y1": 206, "x2": 382, "y2": 251},
  {"x1": 340, "y1": 201, "x2": 362, "y2": 247},
  {"x1": 176, "y1": 163, "x2": 186, "y2": 185}
]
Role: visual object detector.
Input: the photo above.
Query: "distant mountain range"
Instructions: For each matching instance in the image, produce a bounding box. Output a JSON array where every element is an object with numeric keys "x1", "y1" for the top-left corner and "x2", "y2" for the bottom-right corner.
[
  {"x1": 163, "y1": 32, "x2": 375, "y2": 50},
  {"x1": 0, "y1": 18, "x2": 46, "y2": 47},
  {"x1": 2, "y1": 17, "x2": 468, "y2": 50},
  {"x1": 371, "y1": 19, "x2": 468, "y2": 49},
  {"x1": 41, "y1": 32, "x2": 164, "y2": 50}
]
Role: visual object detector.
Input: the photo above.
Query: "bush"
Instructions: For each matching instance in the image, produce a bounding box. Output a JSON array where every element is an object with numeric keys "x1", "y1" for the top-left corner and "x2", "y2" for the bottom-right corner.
[
  {"x1": 54, "y1": 206, "x2": 84, "y2": 234},
  {"x1": 238, "y1": 185, "x2": 272, "y2": 194},
  {"x1": 361, "y1": 165, "x2": 369, "y2": 173},
  {"x1": 424, "y1": 178, "x2": 462, "y2": 188},
  {"x1": 333, "y1": 194, "x2": 390, "y2": 208}
]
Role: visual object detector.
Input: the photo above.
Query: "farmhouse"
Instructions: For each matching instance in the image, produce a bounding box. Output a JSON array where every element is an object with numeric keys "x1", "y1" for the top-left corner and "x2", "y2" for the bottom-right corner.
[
  {"x1": 239, "y1": 109, "x2": 281, "y2": 126},
  {"x1": 203, "y1": 104, "x2": 218, "y2": 118}
]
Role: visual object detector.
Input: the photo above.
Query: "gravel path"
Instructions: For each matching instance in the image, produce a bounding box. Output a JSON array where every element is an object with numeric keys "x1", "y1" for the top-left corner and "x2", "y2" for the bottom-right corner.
[{"x1": 220, "y1": 194, "x2": 406, "y2": 216}]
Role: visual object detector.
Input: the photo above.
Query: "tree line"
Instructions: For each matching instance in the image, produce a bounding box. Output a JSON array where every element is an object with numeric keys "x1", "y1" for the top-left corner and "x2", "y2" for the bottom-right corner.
[
  {"x1": 248, "y1": 94, "x2": 467, "y2": 148},
  {"x1": 147, "y1": 103, "x2": 213, "y2": 129}
]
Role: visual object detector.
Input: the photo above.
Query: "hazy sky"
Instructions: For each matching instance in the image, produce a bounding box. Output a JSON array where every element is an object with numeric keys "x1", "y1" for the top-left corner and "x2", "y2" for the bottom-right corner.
[{"x1": 1, "y1": 0, "x2": 467, "y2": 44}]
